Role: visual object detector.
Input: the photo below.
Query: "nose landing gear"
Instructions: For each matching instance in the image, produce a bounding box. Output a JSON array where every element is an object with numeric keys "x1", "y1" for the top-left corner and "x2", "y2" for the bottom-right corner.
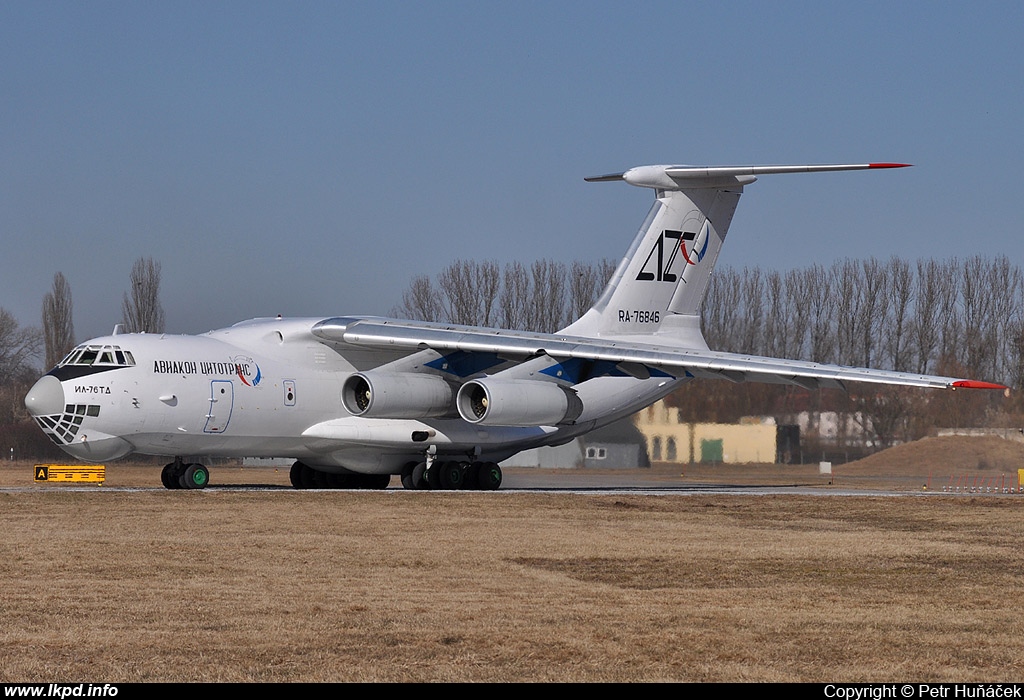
[{"x1": 161, "y1": 458, "x2": 210, "y2": 489}]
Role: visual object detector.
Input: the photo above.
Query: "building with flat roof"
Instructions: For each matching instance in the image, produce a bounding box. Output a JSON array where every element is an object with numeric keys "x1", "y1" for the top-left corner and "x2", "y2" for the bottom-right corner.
[{"x1": 634, "y1": 400, "x2": 780, "y2": 464}]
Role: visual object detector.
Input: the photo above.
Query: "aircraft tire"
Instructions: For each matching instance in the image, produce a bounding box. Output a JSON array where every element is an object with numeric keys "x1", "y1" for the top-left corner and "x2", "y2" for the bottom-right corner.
[
  {"x1": 299, "y1": 464, "x2": 317, "y2": 489},
  {"x1": 456, "y1": 461, "x2": 474, "y2": 490},
  {"x1": 400, "y1": 461, "x2": 418, "y2": 490},
  {"x1": 463, "y1": 461, "x2": 482, "y2": 490},
  {"x1": 427, "y1": 462, "x2": 442, "y2": 490},
  {"x1": 161, "y1": 463, "x2": 180, "y2": 489},
  {"x1": 438, "y1": 460, "x2": 465, "y2": 490},
  {"x1": 411, "y1": 462, "x2": 428, "y2": 490},
  {"x1": 324, "y1": 472, "x2": 345, "y2": 489},
  {"x1": 477, "y1": 462, "x2": 502, "y2": 491},
  {"x1": 311, "y1": 469, "x2": 332, "y2": 489},
  {"x1": 179, "y1": 463, "x2": 209, "y2": 490},
  {"x1": 167, "y1": 461, "x2": 188, "y2": 490},
  {"x1": 289, "y1": 461, "x2": 305, "y2": 489},
  {"x1": 290, "y1": 461, "x2": 318, "y2": 489}
]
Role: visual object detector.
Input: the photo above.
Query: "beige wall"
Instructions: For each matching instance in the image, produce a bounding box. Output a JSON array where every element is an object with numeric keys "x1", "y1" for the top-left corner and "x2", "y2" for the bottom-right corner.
[{"x1": 634, "y1": 400, "x2": 777, "y2": 464}]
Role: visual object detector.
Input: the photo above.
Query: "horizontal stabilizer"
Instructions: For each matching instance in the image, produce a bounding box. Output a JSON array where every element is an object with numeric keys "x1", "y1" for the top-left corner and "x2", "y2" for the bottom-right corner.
[
  {"x1": 663, "y1": 163, "x2": 910, "y2": 179},
  {"x1": 586, "y1": 162, "x2": 911, "y2": 190},
  {"x1": 583, "y1": 172, "x2": 626, "y2": 182}
]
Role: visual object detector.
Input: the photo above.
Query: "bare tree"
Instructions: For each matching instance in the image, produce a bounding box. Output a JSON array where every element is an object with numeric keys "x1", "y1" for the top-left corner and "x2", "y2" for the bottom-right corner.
[
  {"x1": 393, "y1": 274, "x2": 442, "y2": 322},
  {"x1": 832, "y1": 260, "x2": 863, "y2": 366},
  {"x1": 475, "y1": 260, "x2": 501, "y2": 327},
  {"x1": 702, "y1": 267, "x2": 742, "y2": 350},
  {"x1": 121, "y1": 258, "x2": 165, "y2": 334},
  {"x1": 395, "y1": 258, "x2": 613, "y2": 332},
  {"x1": 936, "y1": 258, "x2": 962, "y2": 372},
  {"x1": 803, "y1": 265, "x2": 836, "y2": 364},
  {"x1": 850, "y1": 385, "x2": 923, "y2": 448},
  {"x1": 961, "y1": 256, "x2": 1000, "y2": 379},
  {"x1": 884, "y1": 257, "x2": 914, "y2": 372},
  {"x1": 437, "y1": 260, "x2": 500, "y2": 326},
  {"x1": 910, "y1": 259, "x2": 942, "y2": 374},
  {"x1": 499, "y1": 261, "x2": 531, "y2": 330},
  {"x1": 42, "y1": 272, "x2": 75, "y2": 369},
  {"x1": 737, "y1": 267, "x2": 764, "y2": 354},
  {"x1": 0, "y1": 308, "x2": 42, "y2": 383},
  {"x1": 1007, "y1": 321, "x2": 1024, "y2": 392},
  {"x1": 782, "y1": 268, "x2": 811, "y2": 360},
  {"x1": 986, "y1": 256, "x2": 1022, "y2": 382},
  {"x1": 857, "y1": 258, "x2": 890, "y2": 369},
  {"x1": 529, "y1": 259, "x2": 568, "y2": 333},
  {"x1": 568, "y1": 259, "x2": 616, "y2": 324},
  {"x1": 761, "y1": 270, "x2": 785, "y2": 358}
]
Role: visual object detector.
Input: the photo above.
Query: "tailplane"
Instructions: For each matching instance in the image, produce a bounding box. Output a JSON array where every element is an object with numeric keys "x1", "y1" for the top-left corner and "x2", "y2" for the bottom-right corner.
[{"x1": 561, "y1": 163, "x2": 909, "y2": 348}]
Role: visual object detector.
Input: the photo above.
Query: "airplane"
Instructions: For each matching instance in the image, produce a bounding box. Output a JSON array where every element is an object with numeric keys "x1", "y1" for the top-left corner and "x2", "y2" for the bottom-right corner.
[{"x1": 24, "y1": 162, "x2": 1007, "y2": 490}]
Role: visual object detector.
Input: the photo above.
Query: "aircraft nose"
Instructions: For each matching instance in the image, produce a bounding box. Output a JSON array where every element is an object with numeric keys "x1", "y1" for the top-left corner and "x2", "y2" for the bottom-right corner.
[{"x1": 25, "y1": 375, "x2": 66, "y2": 417}]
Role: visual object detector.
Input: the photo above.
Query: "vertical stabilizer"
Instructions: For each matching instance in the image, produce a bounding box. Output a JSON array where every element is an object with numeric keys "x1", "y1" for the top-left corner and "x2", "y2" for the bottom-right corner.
[{"x1": 561, "y1": 162, "x2": 909, "y2": 348}]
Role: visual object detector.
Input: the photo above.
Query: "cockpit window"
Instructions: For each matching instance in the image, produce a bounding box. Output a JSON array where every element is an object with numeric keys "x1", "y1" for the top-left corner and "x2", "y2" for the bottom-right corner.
[{"x1": 59, "y1": 344, "x2": 136, "y2": 368}]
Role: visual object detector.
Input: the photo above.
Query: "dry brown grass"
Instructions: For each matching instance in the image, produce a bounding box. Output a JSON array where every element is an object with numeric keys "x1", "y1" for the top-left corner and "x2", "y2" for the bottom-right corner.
[{"x1": 3, "y1": 438, "x2": 1024, "y2": 683}]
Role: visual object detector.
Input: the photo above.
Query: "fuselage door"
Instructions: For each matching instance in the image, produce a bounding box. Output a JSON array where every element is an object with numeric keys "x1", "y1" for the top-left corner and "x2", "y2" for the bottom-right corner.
[{"x1": 204, "y1": 380, "x2": 234, "y2": 433}]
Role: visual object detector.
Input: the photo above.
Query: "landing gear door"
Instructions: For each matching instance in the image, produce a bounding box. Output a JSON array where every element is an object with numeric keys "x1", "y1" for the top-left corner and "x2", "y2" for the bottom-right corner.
[{"x1": 204, "y1": 380, "x2": 234, "y2": 433}]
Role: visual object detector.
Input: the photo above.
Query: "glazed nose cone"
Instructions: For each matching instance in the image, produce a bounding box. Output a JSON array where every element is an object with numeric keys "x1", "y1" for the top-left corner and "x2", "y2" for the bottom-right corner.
[{"x1": 25, "y1": 375, "x2": 65, "y2": 417}]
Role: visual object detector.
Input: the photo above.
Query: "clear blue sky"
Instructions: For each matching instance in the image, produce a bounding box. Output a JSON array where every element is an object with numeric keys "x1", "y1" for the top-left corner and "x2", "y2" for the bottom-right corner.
[{"x1": 2, "y1": 1, "x2": 1022, "y2": 343}]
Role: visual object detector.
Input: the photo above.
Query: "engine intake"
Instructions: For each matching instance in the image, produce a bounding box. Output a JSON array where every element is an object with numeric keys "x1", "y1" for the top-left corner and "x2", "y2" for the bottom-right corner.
[
  {"x1": 456, "y1": 379, "x2": 583, "y2": 426},
  {"x1": 341, "y1": 372, "x2": 454, "y2": 419}
]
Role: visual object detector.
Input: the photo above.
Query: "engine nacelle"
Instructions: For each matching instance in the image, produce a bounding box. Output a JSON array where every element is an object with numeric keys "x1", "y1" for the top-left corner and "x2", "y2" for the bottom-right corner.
[
  {"x1": 456, "y1": 379, "x2": 583, "y2": 426},
  {"x1": 341, "y1": 372, "x2": 454, "y2": 419}
]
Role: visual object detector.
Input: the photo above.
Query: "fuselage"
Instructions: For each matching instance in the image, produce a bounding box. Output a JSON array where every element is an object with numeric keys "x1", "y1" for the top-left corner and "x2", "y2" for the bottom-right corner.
[{"x1": 24, "y1": 317, "x2": 683, "y2": 474}]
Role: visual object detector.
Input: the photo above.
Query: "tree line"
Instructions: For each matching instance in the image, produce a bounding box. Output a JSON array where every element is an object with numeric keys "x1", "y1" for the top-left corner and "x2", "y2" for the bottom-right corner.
[
  {"x1": 392, "y1": 259, "x2": 618, "y2": 333},
  {"x1": 703, "y1": 256, "x2": 1023, "y2": 387},
  {"x1": 696, "y1": 256, "x2": 1022, "y2": 450}
]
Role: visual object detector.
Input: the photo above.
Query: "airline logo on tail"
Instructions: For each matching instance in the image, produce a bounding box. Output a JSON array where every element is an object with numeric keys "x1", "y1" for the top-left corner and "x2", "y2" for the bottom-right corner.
[
  {"x1": 680, "y1": 220, "x2": 710, "y2": 265},
  {"x1": 636, "y1": 220, "x2": 711, "y2": 282}
]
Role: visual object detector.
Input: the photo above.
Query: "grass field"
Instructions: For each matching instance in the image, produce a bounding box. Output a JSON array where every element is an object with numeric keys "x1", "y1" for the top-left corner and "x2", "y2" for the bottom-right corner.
[{"x1": 3, "y1": 436, "x2": 1024, "y2": 682}]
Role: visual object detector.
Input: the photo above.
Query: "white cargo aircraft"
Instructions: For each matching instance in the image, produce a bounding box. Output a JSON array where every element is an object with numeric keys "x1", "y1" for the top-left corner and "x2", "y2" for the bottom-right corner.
[{"x1": 24, "y1": 162, "x2": 1005, "y2": 490}]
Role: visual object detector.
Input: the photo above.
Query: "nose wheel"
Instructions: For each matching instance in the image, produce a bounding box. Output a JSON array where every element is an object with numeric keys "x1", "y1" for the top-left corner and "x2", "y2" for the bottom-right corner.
[{"x1": 161, "y1": 459, "x2": 209, "y2": 489}]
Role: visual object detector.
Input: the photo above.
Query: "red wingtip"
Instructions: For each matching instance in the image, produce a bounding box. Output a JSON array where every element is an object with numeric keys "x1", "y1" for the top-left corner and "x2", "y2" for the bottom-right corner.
[
  {"x1": 869, "y1": 162, "x2": 912, "y2": 169},
  {"x1": 951, "y1": 380, "x2": 1008, "y2": 390}
]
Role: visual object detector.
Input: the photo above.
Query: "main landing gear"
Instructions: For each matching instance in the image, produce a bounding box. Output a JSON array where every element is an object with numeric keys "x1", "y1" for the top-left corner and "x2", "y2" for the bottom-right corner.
[
  {"x1": 399, "y1": 459, "x2": 502, "y2": 491},
  {"x1": 287, "y1": 459, "x2": 501, "y2": 491},
  {"x1": 161, "y1": 458, "x2": 209, "y2": 490}
]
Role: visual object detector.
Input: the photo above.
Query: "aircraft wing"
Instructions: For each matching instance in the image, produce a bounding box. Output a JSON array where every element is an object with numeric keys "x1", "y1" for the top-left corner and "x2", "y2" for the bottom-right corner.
[{"x1": 311, "y1": 317, "x2": 1006, "y2": 391}]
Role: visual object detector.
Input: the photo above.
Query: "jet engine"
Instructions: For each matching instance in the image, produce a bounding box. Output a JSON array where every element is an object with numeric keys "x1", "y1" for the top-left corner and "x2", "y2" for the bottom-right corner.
[
  {"x1": 341, "y1": 371, "x2": 454, "y2": 419},
  {"x1": 456, "y1": 378, "x2": 583, "y2": 426}
]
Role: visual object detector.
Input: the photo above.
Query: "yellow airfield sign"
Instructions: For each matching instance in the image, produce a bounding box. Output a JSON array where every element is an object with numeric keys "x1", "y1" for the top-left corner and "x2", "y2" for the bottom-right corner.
[{"x1": 34, "y1": 464, "x2": 105, "y2": 484}]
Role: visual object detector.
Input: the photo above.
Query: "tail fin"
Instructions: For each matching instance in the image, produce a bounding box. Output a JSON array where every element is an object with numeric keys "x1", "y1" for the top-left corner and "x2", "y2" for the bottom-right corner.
[{"x1": 561, "y1": 163, "x2": 909, "y2": 347}]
